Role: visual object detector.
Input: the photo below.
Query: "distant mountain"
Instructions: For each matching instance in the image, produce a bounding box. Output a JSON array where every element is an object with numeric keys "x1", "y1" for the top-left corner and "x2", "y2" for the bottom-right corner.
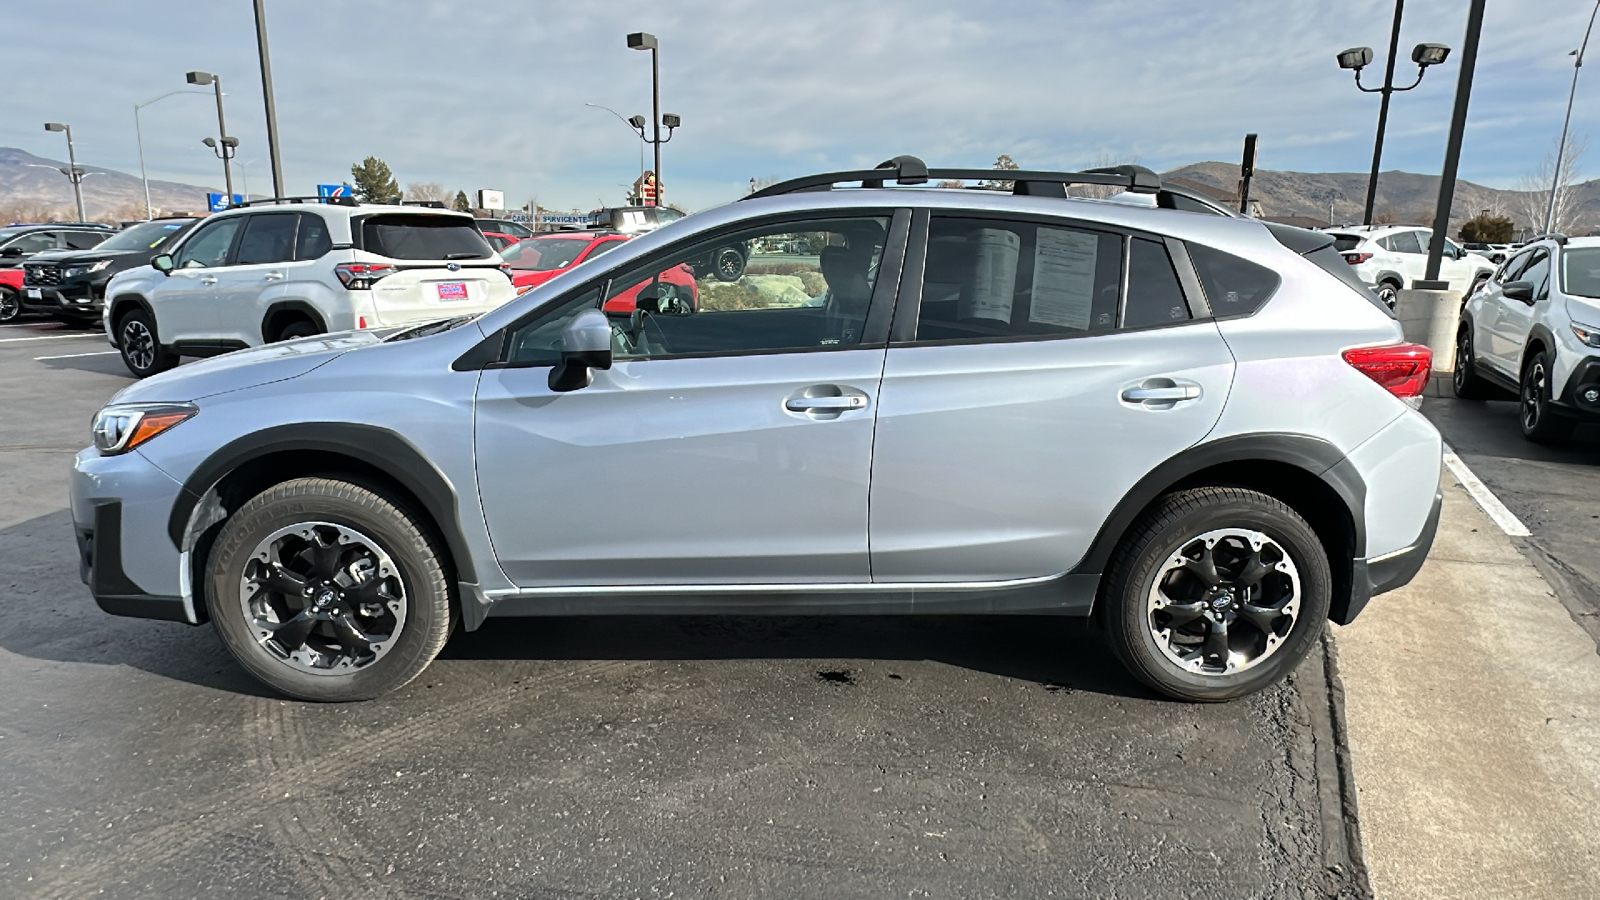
[
  {"x1": 0, "y1": 146, "x2": 219, "y2": 221},
  {"x1": 1161, "y1": 161, "x2": 1600, "y2": 235}
]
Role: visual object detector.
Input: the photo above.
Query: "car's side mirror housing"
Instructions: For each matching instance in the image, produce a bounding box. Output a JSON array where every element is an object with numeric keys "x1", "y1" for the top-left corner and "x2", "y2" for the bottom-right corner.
[
  {"x1": 1502, "y1": 280, "x2": 1534, "y2": 303},
  {"x1": 151, "y1": 253, "x2": 175, "y2": 275},
  {"x1": 0, "y1": 246, "x2": 24, "y2": 258},
  {"x1": 548, "y1": 309, "x2": 613, "y2": 392}
]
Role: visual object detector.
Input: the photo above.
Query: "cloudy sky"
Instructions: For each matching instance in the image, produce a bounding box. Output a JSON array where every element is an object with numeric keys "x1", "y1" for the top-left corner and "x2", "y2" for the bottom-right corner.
[{"x1": 2, "y1": 0, "x2": 1596, "y2": 212}]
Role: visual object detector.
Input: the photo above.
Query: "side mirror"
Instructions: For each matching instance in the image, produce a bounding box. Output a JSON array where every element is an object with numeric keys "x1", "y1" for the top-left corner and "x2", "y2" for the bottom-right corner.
[
  {"x1": 151, "y1": 253, "x2": 175, "y2": 275},
  {"x1": 0, "y1": 246, "x2": 23, "y2": 258},
  {"x1": 1502, "y1": 280, "x2": 1534, "y2": 303},
  {"x1": 548, "y1": 309, "x2": 613, "y2": 392}
]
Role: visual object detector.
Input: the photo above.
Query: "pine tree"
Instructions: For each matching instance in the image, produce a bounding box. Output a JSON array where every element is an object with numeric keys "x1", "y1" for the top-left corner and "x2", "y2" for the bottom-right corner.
[
  {"x1": 453, "y1": 190, "x2": 471, "y2": 212},
  {"x1": 980, "y1": 154, "x2": 1019, "y2": 191},
  {"x1": 349, "y1": 157, "x2": 401, "y2": 204}
]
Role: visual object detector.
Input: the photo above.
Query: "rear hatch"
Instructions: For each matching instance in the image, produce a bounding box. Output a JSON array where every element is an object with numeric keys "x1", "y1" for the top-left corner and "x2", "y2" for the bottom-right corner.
[{"x1": 350, "y1": 212, "x2": 514, "y2": 326}]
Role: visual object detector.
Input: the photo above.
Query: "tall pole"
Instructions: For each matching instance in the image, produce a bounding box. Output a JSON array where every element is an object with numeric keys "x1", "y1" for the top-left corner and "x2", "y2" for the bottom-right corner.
[
  {"x1": 1364, "y1": 0, "x2": 1405, "y2": 225},
  {"x1": 253, "y1": 0, "x2": 285, "y2": 199},
  {"x1": 211, "y1": 77, "x2": 234, "y2": 199},
  {"x1": 1543, "y1": 0, "x2": 1599, "y2": 234},
  {"x1": 134, "y1": 105, "x2": 152, "y2": 219},
  {"x1": 58, "y1": 125, "x2": 87, "y2": 223},
  {"x1": 1423, "y1": 0, "x2": 1485, "y2": 285},
  {"x1": 651, "y1": 45, "x2": 662, "y2": 207}
]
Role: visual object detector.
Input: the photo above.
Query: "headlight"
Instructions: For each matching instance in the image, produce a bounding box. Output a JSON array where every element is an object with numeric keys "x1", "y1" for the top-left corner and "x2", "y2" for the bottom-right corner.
[
  {"x1": 91, "y1": 403, "x2": 197, "y2": 455},
  {"x1": 1572, "y1": 322, "x2": 1600, "y2": 349}
]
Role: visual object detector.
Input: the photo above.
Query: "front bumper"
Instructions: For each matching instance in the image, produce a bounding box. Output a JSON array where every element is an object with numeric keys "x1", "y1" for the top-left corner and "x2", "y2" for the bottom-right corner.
[
  {"x1": 71, "y1": 446, "x2": 195, "y2": 624},
  {"x1": 21, "y1": 281, "x2": 105, "y2": 317},
  {"x1": 1557, "y1": 356, "x2": 1600, "y2": 419},
  {"x1": 1340, "y1": 488, "x2": 1443, "y2": 625}
]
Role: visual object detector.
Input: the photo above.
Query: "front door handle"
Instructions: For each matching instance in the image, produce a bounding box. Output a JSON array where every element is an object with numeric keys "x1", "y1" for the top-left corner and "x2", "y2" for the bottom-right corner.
[
  {"x1": 263, "y1": 271, "x2": 284, "y2": 281},
  {"x1": 200, "y1": 276, "x2": 218, "y2": 285},
  {"x1": 1121, "y1": 385, "x2": 1201, "y2": 402},
  {"x1": 786, "y1": 395, "x2": 867, "y2": 412}
]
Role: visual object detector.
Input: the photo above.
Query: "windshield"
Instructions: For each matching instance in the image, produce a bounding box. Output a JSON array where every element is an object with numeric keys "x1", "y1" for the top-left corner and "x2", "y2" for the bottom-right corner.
[
  {"x1": 93, "y1": 219, "x2": 193, "y2": 252},
  {"x1": 1329, "y1": 233, "x2": 1363, "y2": 252},
  {"x1": 1563, "y1": 247, "x2": 1600, "y2": 299},
  {"x1": 501, "y1": 238, "x2": 593, "y2": 271}
]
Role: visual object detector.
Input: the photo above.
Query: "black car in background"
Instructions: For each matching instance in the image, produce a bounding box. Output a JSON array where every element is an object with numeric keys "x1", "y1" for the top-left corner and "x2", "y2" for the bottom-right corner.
[{"x1": 21, "y1": 217, "x2": 197, "y2": 324}]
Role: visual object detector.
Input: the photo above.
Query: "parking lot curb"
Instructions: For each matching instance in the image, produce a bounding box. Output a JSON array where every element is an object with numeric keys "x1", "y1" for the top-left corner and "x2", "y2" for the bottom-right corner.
[{"x1": 1301, "y1": 631, "x2": 1375, "y2": 899}]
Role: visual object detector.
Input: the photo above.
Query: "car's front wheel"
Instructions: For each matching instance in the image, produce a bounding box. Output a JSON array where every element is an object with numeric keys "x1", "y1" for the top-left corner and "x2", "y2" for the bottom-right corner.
[
  {"x1": 116, "y1": 308, "x2": 177, "y2": 378},
  {"x1": 1520, "y1": 350, "x2": 1575, "y2": 444},
  {"x1": 1102, "y1": 487, "x2": 1331, "y2": 702},
  {"x1": 0, "y1": 287, "x2": 20, "y2": 323},
  {"x1": 206, "y1": 477, "x2": 454, "y2": 701}
]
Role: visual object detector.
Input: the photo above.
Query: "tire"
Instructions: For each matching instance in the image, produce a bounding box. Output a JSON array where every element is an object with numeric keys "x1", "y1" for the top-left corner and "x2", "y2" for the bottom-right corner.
[
  {"x1": 116, "y1": 308, "x2": 177, "y2": 378},
  {"x1": 1452, "y1": 323, "x2": 1493, "y2": 400},
  {"x1": 711, "y1": 245, "x2": 746, "y2": 282},
  {"x1": 1519, "y1": 350, "x2": 1575, "y2": 444},
  {"x1": 206, "y1": 477, "x2": 454, "y2": 702},
  {"x1": 273, "y1": 319, "x2": 321, "y2": 342},
  {"x1": 0, "y1": 287, "x2": 19, "y2": 323},
  {"x1": 1102, "y1": 487, "x2": 1332, "y2": 703},
  {"x1": 1375, "y1": 280, "x2": 1400, "y2": 309}
]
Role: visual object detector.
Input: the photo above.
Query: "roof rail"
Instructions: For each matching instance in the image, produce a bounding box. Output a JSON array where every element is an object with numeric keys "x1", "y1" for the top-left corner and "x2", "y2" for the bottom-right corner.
[
  {"x1": 226, "y1": 195, "x2": 359, "y2": 209},
  {"x1": 1527, "y1": 232, "x2": 1569, "y2": 245}
]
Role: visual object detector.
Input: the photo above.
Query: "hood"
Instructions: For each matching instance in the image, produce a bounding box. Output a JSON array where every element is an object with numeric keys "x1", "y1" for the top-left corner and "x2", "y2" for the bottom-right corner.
[
  {"x1": 109, "y1": 330, "x2": 386, "y2": 405},
  {"x1": 27, "y1": 248, "x2": 143, "y2": 265},
  {"x1": 512, "y1": 269, "x2": 562, "y2": 289}
]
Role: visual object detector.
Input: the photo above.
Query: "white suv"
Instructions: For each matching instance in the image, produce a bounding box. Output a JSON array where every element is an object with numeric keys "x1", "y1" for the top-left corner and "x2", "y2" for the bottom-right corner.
[
  {"x1": 1324, "y1": 224, "x2": 1496, "y2": 307},
  {"x1": 1455, "y1": 234, "x2": 1600, "y2": 442},
  {"x1": 102, "y1": 199, "x2": 516, "y2": 378}
]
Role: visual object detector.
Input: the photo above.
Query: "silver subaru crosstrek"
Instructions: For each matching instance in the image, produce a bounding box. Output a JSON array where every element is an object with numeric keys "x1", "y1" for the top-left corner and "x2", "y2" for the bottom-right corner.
[{"x1": 73, "y1": 158, "x2": 1444, "y2": 702}]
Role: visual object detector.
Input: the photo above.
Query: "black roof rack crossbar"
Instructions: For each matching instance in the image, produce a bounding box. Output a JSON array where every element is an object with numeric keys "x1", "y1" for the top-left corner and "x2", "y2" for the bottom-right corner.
[
  {"x1": 227, "y1": 195, "x2": 359, "y2": 209},
  {"x1": 1527, "y1": 232, "x2": 1569, "y2": 245},
  {"x1": 744, "y1": 155, "x2": 1164, "y2": 201}
]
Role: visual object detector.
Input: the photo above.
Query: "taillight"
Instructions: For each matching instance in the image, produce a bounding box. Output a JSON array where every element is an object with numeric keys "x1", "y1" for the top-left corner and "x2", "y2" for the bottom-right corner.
[
  {"x1": 1343, "y1": 343, "x2": 1432, "y2": 403},
  {"x1": 335, "y1": 263, "x2": 397, "y2": 290},
  {"x1": 1342, "y1": 252, "x2": 1373, "y2": 265},
  {"x1": 498, "y1": 263, "x2": 513, "y2": 280}
]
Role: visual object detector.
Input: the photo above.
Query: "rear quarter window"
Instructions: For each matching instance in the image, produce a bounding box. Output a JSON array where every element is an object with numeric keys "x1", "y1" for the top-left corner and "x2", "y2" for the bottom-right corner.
[
  {"x1": 1186, "y1": 243, "x2": 1281, "y2": 317},
  {"x1": 360, "y1": 215, "x2": 492, "y2": 260}
]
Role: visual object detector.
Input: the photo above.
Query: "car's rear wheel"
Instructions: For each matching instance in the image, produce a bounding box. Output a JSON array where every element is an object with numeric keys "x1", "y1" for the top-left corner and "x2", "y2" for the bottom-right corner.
[
  {"x1": 1452, "y1": 323, "x2": 1493, "y2": 400},
  {"x1": 206, "y1": 477, "x2": 454, "y2": 702},
  {"x1": 274, "y1": 319, "x2": 321, "y2": 342},
  {"x1": 0, "y1": 287, "x2": 20, "y2": 322},
  {"x1": 1376, "y1": 280, "x2": 1400, "y2": 309},
  {"x1": 1520, "y1": 350, "x2": 1575, "y2": 444},
  {"x1": 117, "y1": 308, "x2": 177, "y2": 378},
  {"x1": 711, "y1": 246, "x2": 746, "y2": 282},
  {"x1": 1102, "y1": 487, "x2": 1331, "y2": 702}
]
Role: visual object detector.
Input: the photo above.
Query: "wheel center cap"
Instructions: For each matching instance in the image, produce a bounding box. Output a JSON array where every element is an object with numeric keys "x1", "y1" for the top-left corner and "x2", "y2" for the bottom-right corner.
[
  {"x1": 1209, "y1": 591, "x2": 1232, "y2": 610},
  {"x1": 316, "y1": 590, "x2": 337, "y2": 608}
]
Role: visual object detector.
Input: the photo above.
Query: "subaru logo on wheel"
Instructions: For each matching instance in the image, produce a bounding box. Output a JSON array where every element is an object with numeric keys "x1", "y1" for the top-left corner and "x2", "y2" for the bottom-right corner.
[{"x1": 446, "y1": 263, "x2": 460, "y2": 271}]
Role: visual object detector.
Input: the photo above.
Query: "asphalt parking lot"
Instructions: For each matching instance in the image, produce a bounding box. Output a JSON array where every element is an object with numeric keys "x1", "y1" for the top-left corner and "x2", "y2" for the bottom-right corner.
[{"x1": 0, "y1": 319, "x2": 1371, "y2": 899}]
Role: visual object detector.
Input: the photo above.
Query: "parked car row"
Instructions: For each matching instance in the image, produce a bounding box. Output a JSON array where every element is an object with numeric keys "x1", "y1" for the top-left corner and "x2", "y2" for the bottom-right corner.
[
  {"x1": 0, "y1": 222, "x2": 117, "y2": 321},
  {"x1": 73, "y1": 157, "x2": 1444, "y2": 706},
  {"x1": 1323, "y1": 224, "x2": 1498, "y2": 307}
]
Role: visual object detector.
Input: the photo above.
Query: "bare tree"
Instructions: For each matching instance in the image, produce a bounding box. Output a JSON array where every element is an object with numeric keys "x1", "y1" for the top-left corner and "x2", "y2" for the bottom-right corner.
[
  {"x1": 1517, "y1": 134, "x2": 1589, "y2": 235},
  {"x1": 1068, "y1": 150, "x2": 1142, "y2": 199},
  {"x1": 404, "y1": 181, "x2": 449, "y2": 205}
]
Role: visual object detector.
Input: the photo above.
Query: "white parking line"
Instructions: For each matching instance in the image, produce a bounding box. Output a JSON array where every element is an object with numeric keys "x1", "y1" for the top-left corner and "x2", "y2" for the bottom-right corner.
[
  {"x1": 1442, "y1": 443, "x2": 1531, "y2": 537},
  {"x1": 0, "y1": 333, "x2": 100, "y2": 344},
  {"x1": 34, "y1": 350, "x2": 117, "y2": 360}
]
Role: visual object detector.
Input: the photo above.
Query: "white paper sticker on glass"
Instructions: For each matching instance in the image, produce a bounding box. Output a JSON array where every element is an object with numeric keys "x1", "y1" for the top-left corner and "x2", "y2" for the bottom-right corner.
[
  {"x1": 1030, "y1": 228, "x2": 1100, "y2": 330},
  {"x1": 958, "y1": 228, "x2": 1020, "y2": 323}
]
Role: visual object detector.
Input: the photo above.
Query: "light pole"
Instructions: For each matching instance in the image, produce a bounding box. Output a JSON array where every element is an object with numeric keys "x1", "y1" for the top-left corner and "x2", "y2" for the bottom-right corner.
[
  {"x1": 253, "y1": 0, "x2": 285, "y2": 199},
  {"x1": 1544, "y1": 0, "x2": 1600, "y2": 234},
  {"x1": 42, "y1": 123, "x2": 87, "y2": 222},
  {"x1": 627, "y1": 33, "x2": 682, "y2": 207},
  {"x1": 1422, "y1": 0, "x2": 1486, "y2": 285},
  {"x1": 186, "y1": 71, "x2": 236, "y2": 199},
  {"x1": 584, "y1": 102, "x2": 647, "y2": 191},
  {"x1": 1336, "y1": 0, "x2": 1451, "y2": 225},
  {"x1": 134, "y1": 90, "x2": 213, "y2": 219}
]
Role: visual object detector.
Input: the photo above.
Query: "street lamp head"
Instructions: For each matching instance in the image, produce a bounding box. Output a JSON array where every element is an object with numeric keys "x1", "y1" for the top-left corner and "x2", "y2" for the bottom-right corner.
[
  {"x1": 626, "y1": 32, "x2": 658, "y2": 51},
  {"x1": 221, "y1": 136, "x2": 239, "y2": 148},
  {"x1": 185, "y1": 71, "x2": 216, "y2": 86},
  {"x1": 662, "y1": 113, "x2": 681, "y2": 129},
  {"x1": 627, "y1": 114, "x2": 647, "y2": 130},
  {"x1": 1336, "y1": 46, "x2": 1374, "y2": 70},
  {"x1": 1411, "y1": 43, "x2": 1450, "y2": 67},
  {"x1": 202, "y1": 137, "x2": 217, "y2": 149},
  {"x1": 44, "y1": 122, "x2": 67, "y2": 133}
]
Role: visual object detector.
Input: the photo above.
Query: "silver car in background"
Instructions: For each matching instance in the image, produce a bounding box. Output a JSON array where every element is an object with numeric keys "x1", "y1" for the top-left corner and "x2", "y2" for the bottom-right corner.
[{"x1": 73, "y1": 157, "x2": 1443, "y2": 702}]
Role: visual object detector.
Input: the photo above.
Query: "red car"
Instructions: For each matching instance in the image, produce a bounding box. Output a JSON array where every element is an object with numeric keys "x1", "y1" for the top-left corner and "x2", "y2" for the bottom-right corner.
[
  {"x1": 0, "y1": 268, "x2": 24, "y2": 322},
  {"x1": 501, "y1": 232, "x2": 698, "y2": 312}
]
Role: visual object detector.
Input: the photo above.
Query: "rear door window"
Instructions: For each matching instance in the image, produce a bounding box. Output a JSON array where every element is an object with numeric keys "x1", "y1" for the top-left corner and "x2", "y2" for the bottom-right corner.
[
  {"x1": 913, "y1": 216, "x2": 1123, "y2": 341},
  {"x1": 361, "y1": 215, "x2": 492, "y2": 260},
  {"x1": 294, "y1": 214, "x2": 332, "y2": 260},
  {"x1": 234, "y1": 213, "x2": 298, "y2": 265},
  {"x1": 1386, "y1": 231, "x2": 1423, "y2": 254},
  {"x1": 64, "y1": 230, "x2": 108, "y2": 250},
  {"x1": 1186, "y1": 243, "x2": 1281, "y2": 317}
]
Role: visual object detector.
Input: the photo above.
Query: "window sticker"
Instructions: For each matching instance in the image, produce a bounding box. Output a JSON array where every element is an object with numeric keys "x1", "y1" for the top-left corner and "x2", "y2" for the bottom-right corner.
[
  {"x1": 958, "y1": 227, "x2": 1020, "y2": 323},
  {"x1": 1030, "y1": 227, "x2": 1099, "y2": 330}
]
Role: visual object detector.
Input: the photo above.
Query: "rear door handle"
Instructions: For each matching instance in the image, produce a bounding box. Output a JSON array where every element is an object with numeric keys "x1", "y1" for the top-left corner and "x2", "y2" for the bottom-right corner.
[
  {"x1": 786, "y1": 395, "x2": 867, "y2": 412},
  {"x1": 1121, "y1": 385, "x2": 1200, "y2": 402},
  {"x1": 264, "y1": 271, "x2": 284, "y2": 281},
  {"x1": 200, "y1": 276, "x2": 218, "y2": 285}
]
